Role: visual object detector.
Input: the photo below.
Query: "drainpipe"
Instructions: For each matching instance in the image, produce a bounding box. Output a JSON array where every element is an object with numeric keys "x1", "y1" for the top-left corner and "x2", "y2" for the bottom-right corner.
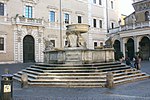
[
  {"x1": 60, "y1": 0, "x2": 62, "y2": 48},
  {"x1": 106, "y1": 0, "x2": 109, "y2": 33}
]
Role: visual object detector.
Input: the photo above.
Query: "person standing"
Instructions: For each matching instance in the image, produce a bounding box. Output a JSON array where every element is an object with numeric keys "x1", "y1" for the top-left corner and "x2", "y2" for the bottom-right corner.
[
  {"x1": 134, "y1": 54, "x2": 141, "y2": 70},
  {"x1": 125, "y1": 57, "x2": 131, "y2": 66}
]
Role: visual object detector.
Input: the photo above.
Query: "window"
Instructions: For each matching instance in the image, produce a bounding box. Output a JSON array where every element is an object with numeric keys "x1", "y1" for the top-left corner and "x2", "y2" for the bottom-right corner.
[
  {"x1": 49, "y1": 11, "x2": 55, "y2": 22},
  {"x1": 50, "y1": 40, "x2": 55, "y2": 47},
  {"x1": 93, "y1": 19, "x2": 96, "y2": 27},
  {"x1": 145, "y1": 11, "x2": 149, "y2": 21},
  {"x1": 64, "y1": 13, "x2": 69, "y2": 24},
  {"x1": 0, "y1": 3, "x2": 4, "y2": 16},
  {"x1": 111, "y1": 1, "x2": 113, "y2": 9},
  {"x1": 25, "y1": 5, "x2": 32, "y2": 18},
  {"x1": 94, "y1": 42, "x2": 97, "y2": 48},
  {"x1": 93, "y1": 0, "x2": 96, "y2": 4},
  {"x1": 111, "y1": 22, "x2": 114, "y2": 29},
  {"x1": 100, "y1": 42, "x2": 103, "y2": 46},
  {"x1": 0, "y1": 37, "x2": 4, "y2": 50},
  {"x1": 99, "y1": 20, "x2": 102, "y2": 28},
  {"x1": 78, "y1": 16, "x2": 82, "y2": 23},
  {"x1": 99, "y1": 0, "x2": 102, "y2": 5}
]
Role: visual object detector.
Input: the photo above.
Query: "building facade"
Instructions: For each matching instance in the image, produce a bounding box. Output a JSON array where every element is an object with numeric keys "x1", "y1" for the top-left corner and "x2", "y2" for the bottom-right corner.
[
  {"x1": 0, "y1": 0, "x2": 120, "y2": 63},
  {"x1": 109, "y1": 0, "x2": 150, "y2": 60}
]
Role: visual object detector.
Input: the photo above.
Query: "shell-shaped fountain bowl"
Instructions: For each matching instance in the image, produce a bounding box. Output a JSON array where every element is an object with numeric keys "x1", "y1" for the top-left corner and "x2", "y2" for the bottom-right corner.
[{"x1": 66, "y1": 24, "x2": 90, "y2": 33}]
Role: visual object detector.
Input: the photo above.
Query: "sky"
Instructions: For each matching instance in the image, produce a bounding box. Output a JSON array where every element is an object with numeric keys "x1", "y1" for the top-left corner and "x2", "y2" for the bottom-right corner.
[{"x1": 120, "y1": 0, "x2": 135, "y2": 15}]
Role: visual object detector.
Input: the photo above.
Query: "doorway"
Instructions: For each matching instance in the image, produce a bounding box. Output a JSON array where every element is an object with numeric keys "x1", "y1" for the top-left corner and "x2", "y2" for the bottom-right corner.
[{"x1": 23, "y1": 35, "x2": 35, "y2": 63}]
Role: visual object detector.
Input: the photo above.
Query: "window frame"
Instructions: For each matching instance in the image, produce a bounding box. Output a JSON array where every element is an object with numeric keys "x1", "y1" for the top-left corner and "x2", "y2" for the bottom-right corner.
[
  {"x1": 93, "y1": 19, "x2": 97, "y2": 28},
  {"x1": 78, "y1": 15, "x2": 82, "y2": 23},
  {"x1": 25, "y1": 5, "x2": 33, "y2": 18},
  {"x1": 111, "y1": 1, "x2": 114, "y2": 9},
  {"x1": 111, "y1": 22, "x2": 114, "y2": 29},
  {"x1": 0, "y1": 2, "x2": 4, "y2": 16},
  {"x1": 64, "y1": 13, "x2": 69, "y2": 24},
  {"x1": 0, "y1": 35, "x2": 6, "y2": 53},
  {"x1": 50, "y1": 40, "x2": 55, "y2": 47},
  {"x1": 93, "y1": 0, "x2": 96, "y2": 4},
  {"x1": 145, "y1": 11, "x2": 149, "y2": 21},
  {"x1": 99, "y1": 20, "x2": 102, "y2": 28},
  {"x1": 99, "y1": 0, "x2": 102, "y2": 5},
  {"x1": 49, "y1": 11, "x2": 55, "y2": 22},
  {"x1": 94, "y1": 42, "x2": 97, "y2": 49}
]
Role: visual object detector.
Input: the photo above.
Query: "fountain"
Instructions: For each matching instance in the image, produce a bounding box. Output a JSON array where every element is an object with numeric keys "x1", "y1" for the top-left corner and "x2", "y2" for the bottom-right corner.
[
  {"x1": 44, "y1": 24, "x2": 115, "y2": 64},
  {"x1": 13, "y1": 24, "x2": 150, "y2": 87}
]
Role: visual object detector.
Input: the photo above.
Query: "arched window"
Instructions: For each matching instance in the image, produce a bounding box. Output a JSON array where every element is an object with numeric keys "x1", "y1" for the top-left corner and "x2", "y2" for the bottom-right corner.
[{"x1": 145, "y1": 11, "x2": 149, "y2": 21}]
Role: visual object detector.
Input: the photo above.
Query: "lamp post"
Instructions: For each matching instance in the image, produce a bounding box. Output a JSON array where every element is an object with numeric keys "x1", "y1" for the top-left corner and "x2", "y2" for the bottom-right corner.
[{"x1": 60, "y1": 0, "x2": 62, "y2": 48}]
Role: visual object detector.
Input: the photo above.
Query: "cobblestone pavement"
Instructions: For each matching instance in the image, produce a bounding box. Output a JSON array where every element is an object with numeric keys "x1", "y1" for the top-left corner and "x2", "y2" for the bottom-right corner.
[{"x1": 0, "y1": 61, "x2": 150, "y2": 100}]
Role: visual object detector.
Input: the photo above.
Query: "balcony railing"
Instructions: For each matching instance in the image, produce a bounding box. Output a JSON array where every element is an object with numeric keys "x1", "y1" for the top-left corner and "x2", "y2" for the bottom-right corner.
[
  {"x1": 109, "y1": 21, "x2": 150, "y2": 34},
  {"x1": 0, "y1": 16, "x2": 12, "y2": 23},
  {"x1": 12, "y1": 16, "x2": 44, "y2": 26}
]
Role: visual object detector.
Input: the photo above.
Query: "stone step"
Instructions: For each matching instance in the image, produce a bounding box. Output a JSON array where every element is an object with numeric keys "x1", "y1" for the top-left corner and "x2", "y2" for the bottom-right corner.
[
  {"x1": 114, "y1": 75, "x2": 150, "y2": 85},
  {"x1": 29, "y1": 82, "x2": 105, "y2": 87},
  {"x1": 35, "y1": 62, "x2": 121, "y2": 67},
  {"x1": 36, "y1": 75, "x2": 106, "y2": 79},
  {"x1": 113, "y1": 70, "x2": 141, "y2": 77},
  {"x1": 16, "y1": 71, "x2": 38, "y2": 79},
  {"x1": 112, "y1": 68, "x2": 136, "y2": 74},
  {"x1": 114, "y1": 73, "x2": 147, "y2": 81},
  {"x1": 30, "y1": 63, "x2": 125, "y2": 70},
  {"x1": 27, "y1": 66, "x2": 130, "y2": 73},
  {"x1": 14, "y1": 71, "x2": 106, "y2": 79},
  {"x1": 13, "y1": 73, "x2": 35, "y2": 82},
  {"x1": 22, "y1": 68, "x2": 107, "y2": 75},
  {"x1": 27, "y1": 67, "x2": 103, "y2": 73},
  {"x1": 30, "y1": 79, "x2": 106, "y2": 83},
  {"x1": 21, "y1": 69, "x2": 42, "y2": 75},
  {"x1": 13, "y1": 62, "x2": 150, "y2": 88}
]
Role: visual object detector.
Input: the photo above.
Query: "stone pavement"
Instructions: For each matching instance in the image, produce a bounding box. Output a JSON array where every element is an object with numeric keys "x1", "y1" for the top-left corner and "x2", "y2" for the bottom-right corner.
[{"x1": 0, "y1": 61, "x2": 150, "y2": 100}]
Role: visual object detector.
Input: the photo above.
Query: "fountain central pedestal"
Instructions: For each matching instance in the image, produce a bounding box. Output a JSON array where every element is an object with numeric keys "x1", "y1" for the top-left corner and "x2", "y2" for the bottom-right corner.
[{"x1": 44, "y1": 24, "x2": 114, "y2": 64}]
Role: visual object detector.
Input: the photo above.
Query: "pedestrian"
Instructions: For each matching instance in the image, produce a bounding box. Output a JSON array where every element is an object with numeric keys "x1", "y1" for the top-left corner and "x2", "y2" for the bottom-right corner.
[
  {"x1": 134, "y1": 54, "x2": 141, "y2": 70},
  {"x1": 125, "y1": 57, "x2": 132, "y2": 67}
]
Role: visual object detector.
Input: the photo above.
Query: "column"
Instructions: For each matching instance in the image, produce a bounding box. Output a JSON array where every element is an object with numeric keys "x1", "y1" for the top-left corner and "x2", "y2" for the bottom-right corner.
[
  {"x1": 133, "y1": 36, "x2": 138, "y2": 53},
  {"x1": 120, "y1": 38, "x2": 126, "y2": 57}
]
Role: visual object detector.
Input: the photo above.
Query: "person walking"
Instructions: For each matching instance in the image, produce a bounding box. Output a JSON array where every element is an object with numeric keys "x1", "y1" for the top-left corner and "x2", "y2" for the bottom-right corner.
[{"x1": 134, "y1": 54, "x2": 141, "y2": 70}]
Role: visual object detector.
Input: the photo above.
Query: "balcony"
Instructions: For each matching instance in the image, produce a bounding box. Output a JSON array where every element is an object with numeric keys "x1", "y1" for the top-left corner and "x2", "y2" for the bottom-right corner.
[
  {"x1": 0, "y1": 16, "x2": 12, "y2": 23},
  {"x1": 12, "y1": 15, "x2": 44, "y2": 27},
  {"x1": 109, "y1": 21, "x2": 150, "y2": 34}
]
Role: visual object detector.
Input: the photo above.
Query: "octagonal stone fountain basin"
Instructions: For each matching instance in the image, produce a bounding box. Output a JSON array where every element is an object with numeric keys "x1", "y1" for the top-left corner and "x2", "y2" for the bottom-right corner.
[{"x1": 66, "y1": 24, "x2": 90, "y2": 33}]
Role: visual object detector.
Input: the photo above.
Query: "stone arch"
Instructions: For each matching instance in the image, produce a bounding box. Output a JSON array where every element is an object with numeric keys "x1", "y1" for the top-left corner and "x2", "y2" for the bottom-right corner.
[
  {"x1": 126, "y1": 38, "x2": 135, "y2": 60},
  {"x1": 139, "y1": 36, "x2": 150, "y2": 60},
  {"x1": 113, "y1": 40, "x2": 121, "y2": 60}
]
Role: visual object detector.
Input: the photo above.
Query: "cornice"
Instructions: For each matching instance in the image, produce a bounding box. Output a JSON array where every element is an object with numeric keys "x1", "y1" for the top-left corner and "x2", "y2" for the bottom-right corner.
[{"x1": 21, "y1": 0, "x2": 39, "y2": 5}]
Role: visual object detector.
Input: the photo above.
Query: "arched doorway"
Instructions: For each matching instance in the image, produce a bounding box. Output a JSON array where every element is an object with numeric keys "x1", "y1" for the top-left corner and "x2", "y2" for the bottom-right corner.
[
  {"x1": 126, "y1": 38, "x2": 134, "y2": 60},
  {"x1": 23, "y1": 35, "x2": 35, "y2": 63},
  {"x1": 113, "y1": 40, "x2": 121, "y2": 60},
  {"x1": 139, "y1": 37, "x2": 150, "y2": 60}
]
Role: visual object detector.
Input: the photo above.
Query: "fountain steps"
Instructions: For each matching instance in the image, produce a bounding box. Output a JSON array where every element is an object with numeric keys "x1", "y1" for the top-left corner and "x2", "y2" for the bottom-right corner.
[{"x1": 13, "y1": 62, "x2": 150, "y2": 87}]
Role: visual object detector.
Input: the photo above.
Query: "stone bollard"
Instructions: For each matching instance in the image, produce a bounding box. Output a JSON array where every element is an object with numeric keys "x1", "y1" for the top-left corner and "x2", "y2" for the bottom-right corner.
[
  {"x1": 21, "y1": 73, "x2": 28, "y2": 88},
  {"x1": 106, "y1": 72, "x2": 114, "y2": 88}
]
